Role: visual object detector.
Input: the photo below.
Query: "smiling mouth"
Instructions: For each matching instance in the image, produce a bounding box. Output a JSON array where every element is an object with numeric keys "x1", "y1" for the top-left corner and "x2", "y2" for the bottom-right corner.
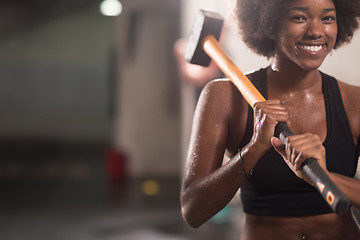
[{"x1": 297, "y1": 44, "x2": 326, "y2": 53}]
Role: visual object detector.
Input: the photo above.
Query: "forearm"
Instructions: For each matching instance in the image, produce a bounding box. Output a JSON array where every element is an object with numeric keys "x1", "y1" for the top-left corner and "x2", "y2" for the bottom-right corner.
[
  {"x1": 181, "y1": 142, "x2": 267, "y2": 228},
  {"x1": 181, "y1": 158, "x2": 242, "y2": 228},
  {"x1": 328, "y1": 172, "x2": 360, "y2": 209}
]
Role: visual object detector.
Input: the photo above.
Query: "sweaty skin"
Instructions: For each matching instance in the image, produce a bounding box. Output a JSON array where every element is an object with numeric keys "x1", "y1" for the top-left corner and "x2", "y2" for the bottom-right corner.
[{"x1": 181, "y1": 0, "x2": 360, "y2": 239}]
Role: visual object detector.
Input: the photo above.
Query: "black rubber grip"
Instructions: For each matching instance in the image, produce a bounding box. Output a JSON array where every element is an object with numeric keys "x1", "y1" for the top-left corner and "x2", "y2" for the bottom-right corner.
[{"x1": 274, "y1": 122, "x2": 350, "y2": 215}]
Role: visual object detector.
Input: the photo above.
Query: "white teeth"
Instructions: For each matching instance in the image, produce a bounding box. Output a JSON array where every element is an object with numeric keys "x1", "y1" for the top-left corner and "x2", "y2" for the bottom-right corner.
[{"x1": 301, "y1": 45, "x2": 323, "y2": 52}]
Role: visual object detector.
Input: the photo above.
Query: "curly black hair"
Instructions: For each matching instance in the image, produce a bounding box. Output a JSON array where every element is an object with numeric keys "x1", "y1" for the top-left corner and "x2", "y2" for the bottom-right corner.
[{"x1": 235, "y1": 0, "x2": 360, "y2": 58}]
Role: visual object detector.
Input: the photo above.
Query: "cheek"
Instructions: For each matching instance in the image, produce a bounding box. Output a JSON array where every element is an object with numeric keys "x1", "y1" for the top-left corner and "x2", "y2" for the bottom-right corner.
[
  {"x1": 275, "y1": 24, "x2": 304, "y2": 46},
  {"x1": 326, "y1": 26, "x2": 338, "y2": 47},
  {"x1": 275, "y1": 29, "x2": 289, "y2": 48},
  {"x1": 275, "y1": 30, "x2": 297, "y2": 54}
]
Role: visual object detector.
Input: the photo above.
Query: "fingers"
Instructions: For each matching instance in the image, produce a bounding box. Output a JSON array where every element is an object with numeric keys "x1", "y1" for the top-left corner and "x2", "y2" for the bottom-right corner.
[
  {"x1": 252, "y1": 100, "x2": 289, "y2": 148},
  {"x1": 272, "y1": 131, "x2": 326, "y2": 185},
  {"x1": 285, "y1": 133, "x2": 326, "y2": 170},
  {"x1": 253, "y1": 100, "x2": 289, "y2": 124},
  {"x1": 271, "y1": 137, "x2": 286, "y2": 155}
]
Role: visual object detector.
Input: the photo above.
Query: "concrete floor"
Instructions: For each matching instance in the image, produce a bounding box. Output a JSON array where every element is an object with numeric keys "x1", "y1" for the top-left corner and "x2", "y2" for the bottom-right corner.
[
  {"x1": 2, "y1": 176, "x2": 360, "y2": 240},
  {"x1": 0, "y1": 139, "x2": 243, "y2": 240},
  {"x1": 0, "y1": 177, "x2": 243, "y2": 240}
]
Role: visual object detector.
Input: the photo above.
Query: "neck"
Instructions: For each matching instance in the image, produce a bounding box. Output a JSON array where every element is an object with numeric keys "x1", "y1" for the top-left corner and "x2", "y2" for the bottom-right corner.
[
  {"x1": 267, "y1": 58, "x2": 323, "y2": 104},
  {"x1": 268, "y1": 57, "x2": 321, "y2": 92}
]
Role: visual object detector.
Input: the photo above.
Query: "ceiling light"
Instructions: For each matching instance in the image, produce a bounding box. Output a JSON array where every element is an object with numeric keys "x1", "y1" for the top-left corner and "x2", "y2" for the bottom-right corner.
[{"x1": 100, "y1": 0, "x2": 123, "y2": 16}]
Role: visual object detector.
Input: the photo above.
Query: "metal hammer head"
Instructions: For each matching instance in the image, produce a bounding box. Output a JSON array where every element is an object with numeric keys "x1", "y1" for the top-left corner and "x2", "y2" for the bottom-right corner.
[{"x1": 184, "y1": 10, "x2": 224, "y2": 67}]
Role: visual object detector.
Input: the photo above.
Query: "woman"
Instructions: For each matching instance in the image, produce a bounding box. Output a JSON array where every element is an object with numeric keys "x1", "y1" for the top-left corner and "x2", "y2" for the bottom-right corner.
[{"x1": 180, "y1": 0, "x2": 360, "y2": 239}]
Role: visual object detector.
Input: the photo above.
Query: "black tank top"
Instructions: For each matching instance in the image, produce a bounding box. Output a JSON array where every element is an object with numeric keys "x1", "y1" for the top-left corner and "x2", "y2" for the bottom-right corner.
[{"x1": 240, "y1": 68, "x2": 359, "y2": 216}]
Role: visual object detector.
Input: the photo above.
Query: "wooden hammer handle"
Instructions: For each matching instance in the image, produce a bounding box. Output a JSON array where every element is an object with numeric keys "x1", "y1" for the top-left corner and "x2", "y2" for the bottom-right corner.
[
  {"x1": 203, "y1": 35, "x2": 266, "y2": 107},
  {"x1": 202, "y1": 35, "x2": 350, "y2": 215}
]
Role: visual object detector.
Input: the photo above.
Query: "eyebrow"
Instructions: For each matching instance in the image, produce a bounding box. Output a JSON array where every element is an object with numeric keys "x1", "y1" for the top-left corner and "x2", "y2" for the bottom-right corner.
[{"x1": 288, "y1": 6, "x2": 336, "y2": 13}]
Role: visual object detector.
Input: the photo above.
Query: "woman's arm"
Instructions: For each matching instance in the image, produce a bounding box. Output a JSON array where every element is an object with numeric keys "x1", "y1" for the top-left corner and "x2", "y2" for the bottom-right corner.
[
  {"x1": 271, "y1": 81, "x2": 360, "y2": 210},
  {"x1": 181, "y1": 79, "x2": 288, "y2": 228},
  {"x1": 335, "y1": 81, "x2": 360, "y2": 209},
  {"x1": 328, "y1": 173, "x2": 360, "y2": 209},
  {"x1": 181, "y1": 80, "x2": 246, "y2": 228},
  {"x1": 271, "y1": 131, "x2": 360, "y2": 209}
]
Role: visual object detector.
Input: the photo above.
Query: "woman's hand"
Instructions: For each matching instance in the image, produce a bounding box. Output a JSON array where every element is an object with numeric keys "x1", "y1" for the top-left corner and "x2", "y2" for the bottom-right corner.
[
  {"x1": 251, "y1": 100, "x2": 289, "y2": 149},
  {"x1": 271, "y1": 133, "x2": 328, "y2": 185}
]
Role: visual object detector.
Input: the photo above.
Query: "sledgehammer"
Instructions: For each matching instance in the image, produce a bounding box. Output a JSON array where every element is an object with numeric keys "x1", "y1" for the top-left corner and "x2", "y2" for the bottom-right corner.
[{"x1": 184, "y1": 9, "x2": 349, "y2": 215}]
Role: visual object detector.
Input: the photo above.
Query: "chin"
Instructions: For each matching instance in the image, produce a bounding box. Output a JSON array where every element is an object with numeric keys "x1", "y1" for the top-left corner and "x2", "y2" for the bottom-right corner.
[
  {"x1": 301, "y1": 65, "x2": 322, "y2": 71},
  {"x1": 296, "y1": 59, "x2": 325, "y2": 72}
]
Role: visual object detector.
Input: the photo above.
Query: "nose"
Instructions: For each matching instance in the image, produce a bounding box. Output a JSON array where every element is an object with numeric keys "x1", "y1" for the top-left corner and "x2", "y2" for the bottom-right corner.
[{"x1": 306, "y1": 19, "x2": 323, "y2": 39}]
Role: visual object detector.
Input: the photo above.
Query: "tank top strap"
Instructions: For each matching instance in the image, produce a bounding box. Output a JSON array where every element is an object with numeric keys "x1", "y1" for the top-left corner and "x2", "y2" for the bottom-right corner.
[
  {"x1": 320, "y1": 71, "x2": 358, "y2": 176},
  {"x1": 238, "y1": 67, "x2": 268, "y2": 150}
]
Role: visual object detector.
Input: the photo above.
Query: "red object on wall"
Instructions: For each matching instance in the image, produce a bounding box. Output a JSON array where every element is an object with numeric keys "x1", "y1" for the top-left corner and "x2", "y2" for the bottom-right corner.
[{"x1": 106, "y1": 149, "x2": 127, "y2": 182}]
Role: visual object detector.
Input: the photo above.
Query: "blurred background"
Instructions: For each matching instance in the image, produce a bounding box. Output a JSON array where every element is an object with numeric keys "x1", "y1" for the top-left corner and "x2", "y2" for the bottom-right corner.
[{"x1": 0, "y1": 0, "x2": 359, "y2": 239}]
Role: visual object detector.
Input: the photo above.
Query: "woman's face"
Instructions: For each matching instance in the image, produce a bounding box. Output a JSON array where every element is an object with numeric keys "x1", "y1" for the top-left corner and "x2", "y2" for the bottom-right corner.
[{"x1": 274, "y1": 0, "x2": 338, "y2": 71}]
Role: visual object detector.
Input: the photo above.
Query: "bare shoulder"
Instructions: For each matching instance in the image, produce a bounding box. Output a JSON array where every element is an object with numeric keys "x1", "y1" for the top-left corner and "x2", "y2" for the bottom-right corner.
[
  {"x1": 337, "y1": 80, "x2": 360, "y2": 113},
  {"x1": 201, "y1": 78, "x2": 237, "y2": 98},
  {"x1": 197, "y1": 78, "x2": 244, "y2": 116},
  {"x1": 337, "y1": 79, "x2": 360, "y2": 142},
  {"x1": 198, "y1": 78, "x2": 250, "y2": 155},
  {"x1": 201, "y1": 76, "x2": 254, "y2": 102}
]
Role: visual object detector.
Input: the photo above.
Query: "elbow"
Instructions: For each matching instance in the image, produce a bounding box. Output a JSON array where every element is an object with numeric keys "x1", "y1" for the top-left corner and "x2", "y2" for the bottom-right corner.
[
  {"x1": 180, "y1": 191, "x2": 205, "y2": 228},
  {"x1": 181, "y1": 205, "x2": 203, "y2": 228}
]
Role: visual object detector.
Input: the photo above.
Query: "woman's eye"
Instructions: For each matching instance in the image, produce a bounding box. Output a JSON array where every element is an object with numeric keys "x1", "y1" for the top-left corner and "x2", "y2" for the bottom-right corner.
[
  {"x1": 291, "y1": 15, "x2": 307, "y2": 22},
  {"x1": 322, "y1": 16, "x2": 336, "y2": 23}
]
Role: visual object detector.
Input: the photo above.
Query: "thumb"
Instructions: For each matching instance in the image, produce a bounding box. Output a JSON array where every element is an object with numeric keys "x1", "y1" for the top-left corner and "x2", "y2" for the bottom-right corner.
[{"x1": 271, "y1": 137, "x2": 285, "y2": 156}]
